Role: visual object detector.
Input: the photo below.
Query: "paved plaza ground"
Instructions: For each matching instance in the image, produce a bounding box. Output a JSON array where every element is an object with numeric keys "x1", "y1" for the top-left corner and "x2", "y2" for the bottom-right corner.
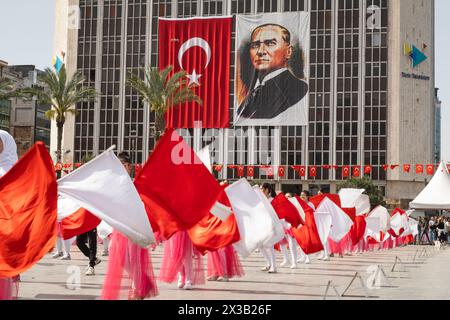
[{"x1": 17, "y1": 244, "x2": 450, "y2": 300}]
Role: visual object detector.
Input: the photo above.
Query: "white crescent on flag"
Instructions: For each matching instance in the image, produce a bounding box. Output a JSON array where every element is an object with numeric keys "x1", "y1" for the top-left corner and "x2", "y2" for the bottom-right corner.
[{"x1": 178, "y1": 37, "x2": 211, "y2": 70}]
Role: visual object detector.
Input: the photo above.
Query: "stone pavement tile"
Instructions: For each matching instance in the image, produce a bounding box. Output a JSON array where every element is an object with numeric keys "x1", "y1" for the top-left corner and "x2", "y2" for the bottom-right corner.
[{"x1": 17, "y1": 244, "x2": 449, "y2": 300}]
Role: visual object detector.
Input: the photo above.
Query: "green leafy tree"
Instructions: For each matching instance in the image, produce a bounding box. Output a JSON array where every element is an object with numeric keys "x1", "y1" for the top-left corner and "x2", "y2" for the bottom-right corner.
[
  {"x1": 127, "y1": 65, "x2": 202, "y2": 141},
  {"x1": 26, "y1": 65, "x2": 97, "y2": 164},
  {"x1": 337, "y1": 176, "x2": 385, "y2": 208}
]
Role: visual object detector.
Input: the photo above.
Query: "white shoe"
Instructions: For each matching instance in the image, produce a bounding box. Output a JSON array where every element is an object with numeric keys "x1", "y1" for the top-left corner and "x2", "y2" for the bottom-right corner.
[
  {"x1": 183, "y1": 281, "x2": 193, "y2": 290},
  {"x1": 268, "y1": 267, "x2": 277, "y2": 274},
  {"x1": 304, "y1": 257, "x2": 311, "y2": 264},
  {"x1": 61, "y1": 253, "x2": 71, "y2": 260},
  {"x1": 297, "y1": 257, "x2": 305, "y2": 263},
  {"x1": 290, "y1": 263, "x2": 298, "y2": 269},
  {"x1": 207, "y1": 275, "x2": 218, "y2": 281},
  {"x1": 217, "y1": 276, "x2": 228, "y2": 282},
  {"x1": 95, "y1": 258, "x2": 101, "y2": 266},
  {"x1": 51, "y1": 252, "x2": 63, "y2": 259},
  {"x1": 85, "y1": 266, "x2": 95, "y2": 276},
  {"x1": 261, "y1": 266, "x2": 270, "y2": 271},
  {"x1": 280, "y1": 260, "x2": 289, "y2": 267},
  {"x1": 177, "y1": 275, "x2": 185, "y2": 288}
]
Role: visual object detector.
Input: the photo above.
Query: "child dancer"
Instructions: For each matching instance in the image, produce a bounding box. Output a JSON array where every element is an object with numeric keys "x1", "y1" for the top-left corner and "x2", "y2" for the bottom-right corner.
[
  {"x1": 159, "y1": 231, "x2": 205, "y2": 289},
  {"x1": 101, "y1": 152, "x2": 158, "y2": 300}
]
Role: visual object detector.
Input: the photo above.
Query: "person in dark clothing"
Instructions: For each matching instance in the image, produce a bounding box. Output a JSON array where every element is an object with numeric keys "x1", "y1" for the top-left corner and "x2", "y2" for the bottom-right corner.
[
  {"x1": 419, "y1": 217, "x2": 431, "y2": 245},
  {"x1": 77, "y1": 228, "x2": 100, "y2": 276}
]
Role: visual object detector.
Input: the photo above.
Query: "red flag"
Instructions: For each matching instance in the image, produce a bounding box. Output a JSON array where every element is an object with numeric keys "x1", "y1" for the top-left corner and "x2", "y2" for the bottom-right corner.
[
  {"x1": 188, "y1": 187, "x2": 240, "y2": 255},
  {"x1": 350, "y1": 215, "x2": 367, "y2": 246},
  {"x1": 278, "y1": 166, "x2": 285, "y2": 178},
  {"x1": 236, "y1": 165, "x2": 245, "y2": 177},
  {"x1": 416, "y1": 164, "x2": 424, "y2": 174},
  {"x1": 322, "y1": 165, "x2": 331, "y2": 170},
  {"x1": 55, "y1": 162, "x2": 62, "y2": 171},
  {"x1": 134, "y1": 129, "x2": 222, "y2": 240},
  {"x1": 353, "y1": 166, "x2": 361, "y2": 178},
  {"x1": 309, "y1": 166, "x2": 317, "y2": 178},
  {"x1": 342, "y1": 166, "x2": 350, "y2": 178},
  {"x1": 291, "y1": 196, "x2": 324, "y2": 254},
  {"x1": 403, "y1": 164, "x2": 411, "y2": 173},
  {"x1": 0, "y1": 142, "x2": 57, "y2": 278},
  {"x1": 426, "y1": 164, "x2": 435, "y2": 175},
  {"x1": 364, "y1": 165, "x2": 372, "y2": 175},
  {"x1": 271, "y1": 194, "x2": 303, "y2": 228},
  {"x1": 382, "y1": 164, "x2": 389, "y2": 171},
  {"x1": 74, "y1": 163, "x2": 82, "y2": 169},
  {"x1": 297, "y1": 166, "x2": 306, "y2": 177},
  {"x1": 214, "y1": 164, "x2": 223, "y2": 172},
  {"x1": 390, "y1": 164, "x2": 399, "y2": 170},
  {"x1": 247, "y1": 166, "x2": 254, "y2": 177},
  {"x1": 158, "y1": 17, "x2": 232, "y2": 128},
  {"x1": 60, "y1": 208, "x2": 101, "y2": 240}
]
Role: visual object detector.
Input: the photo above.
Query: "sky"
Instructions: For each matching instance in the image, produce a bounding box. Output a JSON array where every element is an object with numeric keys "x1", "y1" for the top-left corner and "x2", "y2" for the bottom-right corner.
[{"x1": 0, "y1": 0, "x2": 448, "y2": 161}]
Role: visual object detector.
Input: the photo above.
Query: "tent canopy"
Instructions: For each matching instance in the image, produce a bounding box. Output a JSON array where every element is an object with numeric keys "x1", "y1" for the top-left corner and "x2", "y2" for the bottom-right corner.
[{"x1": 410, "y1": 162, "x2": 450, "y2": 210}]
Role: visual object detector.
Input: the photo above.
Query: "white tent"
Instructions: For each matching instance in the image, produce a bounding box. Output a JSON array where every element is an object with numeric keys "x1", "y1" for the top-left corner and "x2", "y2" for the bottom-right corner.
[{"x1": 410, "y1": 162, "x2": 450, "y2": 210}]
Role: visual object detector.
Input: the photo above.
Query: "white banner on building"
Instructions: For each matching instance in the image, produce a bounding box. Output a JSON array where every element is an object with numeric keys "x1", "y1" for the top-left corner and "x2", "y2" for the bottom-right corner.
[{"x1": 234, "y1": 12, "x2": 310, "y2": 126}]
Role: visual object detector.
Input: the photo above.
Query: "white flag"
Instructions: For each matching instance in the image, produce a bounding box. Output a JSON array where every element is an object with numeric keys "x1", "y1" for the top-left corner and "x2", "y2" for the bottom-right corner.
[
  {"x1": 57, "y1": 194, "x2": 81, "y2": 222},
  {"x1": 315, "y1": 197, "x2": 354, "y2": 243},
  {"x1": 57, "y1": 148, "x2": 155, "y2": 247},
  {"x1": 338, "y1": 188, "x2": 365, "y2": 208},
  {"x1": 225, "y1": 179, "x2": 284, "y2": 258}
]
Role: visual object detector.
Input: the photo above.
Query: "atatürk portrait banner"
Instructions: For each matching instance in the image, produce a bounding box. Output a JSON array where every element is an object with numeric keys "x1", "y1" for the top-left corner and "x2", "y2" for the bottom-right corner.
[{"x1": 234, "y1": 12, "x2": 310, "y2": 127}]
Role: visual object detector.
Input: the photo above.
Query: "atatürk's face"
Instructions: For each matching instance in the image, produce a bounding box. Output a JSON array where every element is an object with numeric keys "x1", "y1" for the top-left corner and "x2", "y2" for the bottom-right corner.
[{"x1": 249, "y1": 26, "x2": 292, "y2": 76}]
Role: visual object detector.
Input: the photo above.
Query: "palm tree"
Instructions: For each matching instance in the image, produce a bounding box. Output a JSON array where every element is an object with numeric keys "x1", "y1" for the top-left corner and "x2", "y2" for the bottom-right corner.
[
  {"x1": 127, "y1": 65, "x2": 202, "y2": 141},
  {"x1": 26, "y1": 65, "x2": 97, "y2": 164}
]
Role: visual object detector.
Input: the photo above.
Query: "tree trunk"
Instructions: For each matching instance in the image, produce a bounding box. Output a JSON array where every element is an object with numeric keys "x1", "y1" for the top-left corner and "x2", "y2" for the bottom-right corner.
[
  {"x1": 154, "y1": 112, "x2": 166, "y2": 141},
  {"x1": 56, "y1": 121, "x2": 64, "y2": 163}
]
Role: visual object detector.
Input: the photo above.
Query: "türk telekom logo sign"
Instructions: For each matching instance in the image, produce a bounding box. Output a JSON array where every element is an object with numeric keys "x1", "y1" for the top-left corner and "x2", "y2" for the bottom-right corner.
[{"x1": 404, "y1": 42, "x2": 428, "y2": 68}]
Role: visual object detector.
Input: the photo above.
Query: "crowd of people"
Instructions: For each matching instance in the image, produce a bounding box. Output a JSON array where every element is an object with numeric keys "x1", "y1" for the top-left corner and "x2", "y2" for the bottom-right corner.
[
  {"x1": 416, "y1": 216, "x2": 450, "y2": 245},
  {"x1": 0, "y1": 128, "x2": 442, "y2": 301}
]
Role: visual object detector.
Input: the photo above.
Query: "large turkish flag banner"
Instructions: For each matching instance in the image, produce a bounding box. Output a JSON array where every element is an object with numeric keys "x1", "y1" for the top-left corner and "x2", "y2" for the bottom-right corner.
[{"x1": 158, "y1": 17, "x2": 232, "y2": 128}]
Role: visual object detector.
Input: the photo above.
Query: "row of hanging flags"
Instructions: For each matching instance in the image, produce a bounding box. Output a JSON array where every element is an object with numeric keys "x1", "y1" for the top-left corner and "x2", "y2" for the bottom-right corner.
[
  {"x1": 159, "y1": 13, "x2": 310, "y2": 128},
  {"x1": 53, "y1": 162, "x2": 447, "y2": 177},
  {"x1": 0, "y1": 129, "x2": 419, "y2": 278}
]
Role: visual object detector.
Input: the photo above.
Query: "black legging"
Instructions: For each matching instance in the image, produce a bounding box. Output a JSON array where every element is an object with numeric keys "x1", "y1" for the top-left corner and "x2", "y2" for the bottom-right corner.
[{"x1": 76, "y1": 228, "x2": 98, "y2": 267}]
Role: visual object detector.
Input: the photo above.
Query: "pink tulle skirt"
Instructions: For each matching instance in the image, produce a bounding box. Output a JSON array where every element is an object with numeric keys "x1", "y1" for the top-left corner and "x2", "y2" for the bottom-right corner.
[
  {"x1": 0, "y1": 278, "x2": 18, "y2": 300},
  {"x1": 102, "y1": 230, "x2": 158, "y2": 300},
  {"x1": 158, "y1": 231, "x2": 205, "y2": 285},
  {"x1": 207, "y1": 245, "x2": 245, "y2": 279},
  {"x1": 328, "y1": 234, "x2": 353, "y2": 255}
]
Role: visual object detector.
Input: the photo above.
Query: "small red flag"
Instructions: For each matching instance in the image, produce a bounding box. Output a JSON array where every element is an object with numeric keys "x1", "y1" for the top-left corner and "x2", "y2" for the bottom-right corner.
[
  {"x1": 299, "y1": 166, "x2": 306, "y2": 177},
  {"x1": 390, "y1": 164, "x2": 399, "y2": 170},
  {"x1": 364, "y1": 165, "x2": 372, "y2": 174},
  {"x1": 426, "y1": 164, "x2": 435, "y2": 175},
  {"x1": 55, "y1": 163, "x2": 62, "y2": 171},
  {"x1": 353, "y1": 166, "x2": 361, "y2": 178},
  {"x1": 214, "y1": 164, "x2": 223, "y2": 172},
  {"x1": 403, "y1": 164, "x2": 411, "y2": 173},
  {"x1": 416, "y1": 164, "x2": 424, "y2": 174},
  {"x1": 237, "y1": 165, "x2": 245, "y2": 177},
  {"x1": 278, "y1": 166, "x2": 285, "y2": 178},
  {"x1": 342, "y1": 166, "x2": 350, "y2": 178},
  {"x1": 247, "y1": 166, "x2": 254, "y2": 177},
  {"x1": 309, "y1": 166, "x2": 317, "y2": 178},
  {"x1": 382, "y1": 165, "x2": 389, "y2": 171}
]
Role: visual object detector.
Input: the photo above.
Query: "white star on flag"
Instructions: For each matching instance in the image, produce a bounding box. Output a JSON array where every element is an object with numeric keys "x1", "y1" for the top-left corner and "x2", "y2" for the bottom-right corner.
[{"x1": 186, "y1": 69, "x2": 201, "y2": 86}]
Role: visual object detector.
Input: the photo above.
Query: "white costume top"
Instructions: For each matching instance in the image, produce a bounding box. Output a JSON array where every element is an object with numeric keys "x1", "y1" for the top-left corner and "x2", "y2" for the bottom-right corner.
[{"x1": 0, "y1": 130, "x2": 18, "y2": 177}]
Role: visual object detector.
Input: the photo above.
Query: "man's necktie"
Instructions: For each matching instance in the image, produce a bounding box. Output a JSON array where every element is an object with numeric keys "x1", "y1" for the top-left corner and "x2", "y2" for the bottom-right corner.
[{"x1": 239, "y1": 85, "x2": 263, "y2": 118}]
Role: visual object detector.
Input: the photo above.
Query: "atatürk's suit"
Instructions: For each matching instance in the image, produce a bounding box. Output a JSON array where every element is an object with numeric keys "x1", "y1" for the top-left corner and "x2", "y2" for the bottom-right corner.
[{"x1": 237, "y1": 69, "x2": 309, "y2": 120}]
